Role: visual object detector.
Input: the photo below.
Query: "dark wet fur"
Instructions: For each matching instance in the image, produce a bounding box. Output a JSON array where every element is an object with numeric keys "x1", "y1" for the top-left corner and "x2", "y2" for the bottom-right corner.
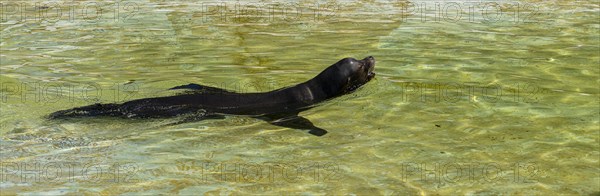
[{"x1": 49, "y1": 56, "x2": 376, "y2": 136}]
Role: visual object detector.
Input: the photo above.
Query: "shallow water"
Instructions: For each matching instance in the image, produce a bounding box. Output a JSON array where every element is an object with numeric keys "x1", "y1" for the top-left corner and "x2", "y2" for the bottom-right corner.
[{"x1": 0, "y1": 0, "x2": 598, "y2": 195}]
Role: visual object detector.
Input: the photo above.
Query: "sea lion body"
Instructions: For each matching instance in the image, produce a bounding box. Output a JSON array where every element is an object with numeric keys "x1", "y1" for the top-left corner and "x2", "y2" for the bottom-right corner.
[
  {"x1": 49, "y1": 56, "x2": 376, "y2": 135},
  {"x1": 115, "y1": 87, "x2": 314, "y2": 117}
]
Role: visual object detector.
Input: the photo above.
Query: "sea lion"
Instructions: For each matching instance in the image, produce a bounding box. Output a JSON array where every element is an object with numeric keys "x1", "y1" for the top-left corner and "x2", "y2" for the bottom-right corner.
[{"x1": 49, "y1": 56, "x2": 376, "y2": 136}]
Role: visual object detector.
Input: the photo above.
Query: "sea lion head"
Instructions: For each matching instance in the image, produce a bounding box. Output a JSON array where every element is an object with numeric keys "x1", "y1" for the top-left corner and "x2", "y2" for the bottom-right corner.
[{"x1": 316, "y1": 56, "x2": 376, "y2": 97}]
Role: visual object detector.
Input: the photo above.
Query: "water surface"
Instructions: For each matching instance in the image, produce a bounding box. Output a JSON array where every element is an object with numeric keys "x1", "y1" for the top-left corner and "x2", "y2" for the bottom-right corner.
[{"x1": 0, "y1": 0, "x2": 598, "y2": 195}]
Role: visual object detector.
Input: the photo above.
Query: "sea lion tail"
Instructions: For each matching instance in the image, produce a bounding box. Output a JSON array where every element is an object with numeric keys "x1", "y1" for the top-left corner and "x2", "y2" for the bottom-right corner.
[{"x1": 48, "y1": 103, "x2": 121, "y2": 119}]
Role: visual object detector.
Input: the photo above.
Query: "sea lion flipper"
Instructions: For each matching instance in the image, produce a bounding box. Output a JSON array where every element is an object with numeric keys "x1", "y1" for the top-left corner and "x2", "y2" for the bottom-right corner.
[
  {"x1": 268, "y1": 116, "x2": 328, "y2": 136},
  {"x1": 169, "y1": 83, "x2": 234, "y2": 94}
]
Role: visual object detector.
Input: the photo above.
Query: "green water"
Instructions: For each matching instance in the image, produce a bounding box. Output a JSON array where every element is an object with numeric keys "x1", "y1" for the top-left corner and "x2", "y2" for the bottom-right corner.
[{"x1": 0, "y1": 0, "x2": 598, "y2": 195}]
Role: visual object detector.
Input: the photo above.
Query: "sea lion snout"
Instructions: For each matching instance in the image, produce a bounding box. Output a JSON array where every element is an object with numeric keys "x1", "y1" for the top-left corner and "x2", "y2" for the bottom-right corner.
[
  {"x1": 362, "y1": 56, "x2": 376, "y2": 81},
  {"x1": 363, "y1": 56, "x2": 375, "y2": 68}
]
